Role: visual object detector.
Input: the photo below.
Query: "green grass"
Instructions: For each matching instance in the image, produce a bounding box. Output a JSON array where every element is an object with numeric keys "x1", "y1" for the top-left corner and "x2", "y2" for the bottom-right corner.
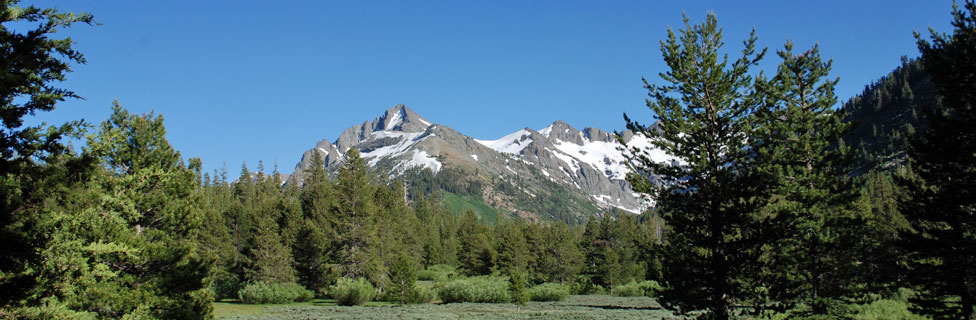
[
  {"x1": 442, "y1": 193, "x2": 499, "y2": 225},
  {"x1": 214, "y1": 299, "x2": 395, "y2": 318},
  {"x1": 214, "y1": 295, "x2": 678, "y2": 319}
]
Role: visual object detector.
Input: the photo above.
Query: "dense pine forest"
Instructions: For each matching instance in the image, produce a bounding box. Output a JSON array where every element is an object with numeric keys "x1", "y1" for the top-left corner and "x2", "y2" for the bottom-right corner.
[{"x1": 2, "y1": 1, "x2": 975, "y2": 319}]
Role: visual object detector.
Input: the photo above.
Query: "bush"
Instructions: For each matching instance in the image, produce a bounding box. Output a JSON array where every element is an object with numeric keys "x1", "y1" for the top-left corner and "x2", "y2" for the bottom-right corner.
[
  {"x1": 405, "y1": 285, "x2": 436, "y2": 304},
  {"x1": 238, "y1": 282, "x2": 314, "y2": 304},
  {"x1": 848, "y1": 289, "x2": 925, "y2": 320},
  {"x1": 614, "y1": 280, "x2": 662, "y2": 297},
  {"x1": 381, "y1": 284, "x2": 435, "y2": 304},
  {"x1": 329, "y1": 277, "x2": 377, "y2": 306},
  {"x1": 570, "y1": 275, "x2": 605, "y2": 295},
  {"x1": 528, "y1": 283, "x2": 570, "y2": 302},
  {"x1": 417, "y1": 264, "x2": 460, "y2": 283},
  {"x1": 848, "y1": 299, "x2": 925, "y2": 320},
  {"x1": 212, "y1": 273, "x2": 241, "y2": 300},
  {"x1": 438, "y1": 276, "x2": 510, "y2": 303}
]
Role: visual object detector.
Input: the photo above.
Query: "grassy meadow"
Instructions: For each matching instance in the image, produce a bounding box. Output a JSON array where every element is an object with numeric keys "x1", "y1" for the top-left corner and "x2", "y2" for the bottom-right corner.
[{"x1": 214, "y1": 295, "x2": 680, "y2": 320}]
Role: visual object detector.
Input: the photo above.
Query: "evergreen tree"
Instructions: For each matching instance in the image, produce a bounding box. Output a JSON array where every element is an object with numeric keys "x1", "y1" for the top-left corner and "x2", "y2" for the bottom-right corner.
[
  {"x1": 385, "y1": 252, "x2": 418, "y2": 304},
  {"x1": 9, "y1": 103, "x2": 214, "y2": 318},
  {"x1": 495, "y1": 215, "x2": 529, "y2": 275},
  {"x1": 522, "y1": 222, "x2": 544, "y2": 282},
  {"x1": 416, "y1": 194, "x2": 459, "y2": 266},
  {"x1": 900, "y1": 2, "x2": 976, "y2": 319},
  {"x1": 457, "y1": 210, "x2": 495, "y2": 275},
  {"x1": 295, "y1": 152, "x2": 339, "y2": 290},
  {"x1": 0, "y1": 2, "x2": 95, "y2": 310},
  {"x1": 623, "y1": 13, "x2": 767, "y2": 319},
  {"x1": 582, "y1": 219, "x2": 622, "y2": 294},
  {"x1": 751, "y1": 42, "x2": 860, "y2": 315},
  {"x1": 508, "y1": 268, "x2": 528, "y2": 310},
  {"x1": 538, "y1": 221, "x2": 583, "y2": 284},
  {"x1": 197, "y1": 168, "x2": 239, "y2": 299},
  {"x1": 334, "y1": 149, "x2": 382, "y2": 281},
  {"x1": 244, "y1": 209, "x2": 297, "y2": 284},
  {"x1": 581, "y1": 217, "x2": 642, "y2": 294},
  {"x1": 851, "y1": 171, "x2": 910, "y2": 296}
]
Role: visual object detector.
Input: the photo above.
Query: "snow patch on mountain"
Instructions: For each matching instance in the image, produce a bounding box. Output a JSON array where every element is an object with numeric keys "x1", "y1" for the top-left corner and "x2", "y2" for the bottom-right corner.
[
  {"x1": 625, "y1": 134, "x2": 682, "y2": 166},
  {"x1": 539, "y1": 124, "x2": 553, "y2": 137},
  {"x1": 361, "y1": 131, "x2": 425, "y2": 166},
  {"x1": 550, "y1": 148, "x2": 581, "y2": 173},
  {"x1": 553, "y1": 140, "x2": 628, "y2": 180},
  {"x1": 387, "y1": 107, "x2": 404, "y2": 128},
  {"x1": 475, "y1": 129, "x2": 533, "y2": 154},
  {"x1": 401, "y1": 150, "x2": 441, "y2": 173}
]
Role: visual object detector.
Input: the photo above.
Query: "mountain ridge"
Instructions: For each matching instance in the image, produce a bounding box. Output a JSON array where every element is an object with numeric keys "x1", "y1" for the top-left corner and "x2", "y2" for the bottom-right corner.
[{"x1": 288, "y1": 104, "x2": 667, "y2": 223}]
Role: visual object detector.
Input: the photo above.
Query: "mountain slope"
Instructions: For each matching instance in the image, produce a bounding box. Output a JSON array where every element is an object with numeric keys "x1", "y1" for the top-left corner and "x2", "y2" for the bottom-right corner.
[
  {"x1": 841, "y1": 57, "x2": 937, "y2": 173},
  {"x1": 289, "y1": 104, "x2": 664, "y2": 224}
]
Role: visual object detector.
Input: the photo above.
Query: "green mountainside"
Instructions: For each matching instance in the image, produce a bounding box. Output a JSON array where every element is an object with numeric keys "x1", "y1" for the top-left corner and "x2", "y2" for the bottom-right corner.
[{"x1": 842, "y1": 57, "x2": 937, "y2": 174}]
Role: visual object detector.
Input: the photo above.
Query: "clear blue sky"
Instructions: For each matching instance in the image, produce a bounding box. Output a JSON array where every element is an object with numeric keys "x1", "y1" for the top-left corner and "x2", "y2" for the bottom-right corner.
[{"x1": 25, "y1": 0, "x2": 953, "y2": 175}]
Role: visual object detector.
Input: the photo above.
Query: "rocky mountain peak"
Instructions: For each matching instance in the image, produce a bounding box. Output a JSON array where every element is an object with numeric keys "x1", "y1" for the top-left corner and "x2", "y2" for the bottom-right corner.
[
  {"x1": 335, "y1": 104, "x2": 432, "y2": 153},
  {"x1": 540, "y1": 120, "x2": 585, "y2": 145},
  {"x1": 376, "y1": 104, "x2": 432, "y2": 132}
]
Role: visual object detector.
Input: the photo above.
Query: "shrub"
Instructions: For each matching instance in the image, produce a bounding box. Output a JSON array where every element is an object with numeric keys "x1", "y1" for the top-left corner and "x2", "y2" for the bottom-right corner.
[
  {"x1": 848, "y1": 299, "x2": 925, "y2": 320},
  {"x1": 417, "y1": 264, "x2": 460, "y2": 283},
  {"x1": 212, "y1": 273, "x2": 241, "y2": 300},
  {"x1": 528, "y1": 283, "x2": 570, "y2": 302},
  {"x1": 404, "y1": 285, "x2": 436, "y2": 304},
  {"x1": 238, "y1": 282, "x2": 314, "y2": 304},
  {"x1": 329, "y1": 277, "x2": 377, "y2": 306},
  {"x1": 438, "y1": 276, "x2": 511, "y2": 303},
  {"x1": 848, "y1": 289, "x2": 925, "y2": 320},
  {"x1": 570, "y1": 275, "x2": 605, "y2": 295},
  {"x1": 614, "y1": 280, "x2": 662, "y2": 297},
  {"x1": 381, "y1": 284, "x2": 435, "y2": 304}
]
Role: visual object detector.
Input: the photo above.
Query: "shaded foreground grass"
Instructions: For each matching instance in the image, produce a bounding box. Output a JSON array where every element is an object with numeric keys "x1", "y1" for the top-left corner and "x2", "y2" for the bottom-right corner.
[{"x1": 214, "y1": 295, "x2": 684, "y2": 319}]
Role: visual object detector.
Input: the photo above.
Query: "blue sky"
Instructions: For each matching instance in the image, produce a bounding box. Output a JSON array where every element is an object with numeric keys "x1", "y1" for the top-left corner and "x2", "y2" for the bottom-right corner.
[{"x1": 24, "y1": 0, "x2": 953, "y2": 174}]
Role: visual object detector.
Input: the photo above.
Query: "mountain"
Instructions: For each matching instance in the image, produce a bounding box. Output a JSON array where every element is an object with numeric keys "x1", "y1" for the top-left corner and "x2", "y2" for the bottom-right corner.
[{"x1": 288, "y1": 104, "x2": 668, "y2": 224}]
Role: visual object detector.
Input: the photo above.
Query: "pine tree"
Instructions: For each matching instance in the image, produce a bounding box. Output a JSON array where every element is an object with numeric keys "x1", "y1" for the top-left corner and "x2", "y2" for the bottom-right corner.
[
  {"x1": 334, "y1": 149, "x2": 382, "y2": 281},
  {"x1": 198, "y1": 169, "x2": 240, "y2": 299},
  {"x1": 508, "y1": 268, "x2": 528, "y2": 310},
  {"x1": 457, "y1": 210, "x2": 495, "y2": 275},
  {"x1": 416, "y1": 194, "x2": 458, "y2": 266},
  {"x1": 538, "y1": 221, "x2": 583, "y2": 285},
  {"x1": 386, "y1": 252, "x2": 418, "y2": 304},
  {"x1": 10, "y1": 103, "x2": 215, "y2": 318},
  {"x1": 244, "y1": 210, "x2": 297, "y2": 284},
  {"x1": 751, "y1": 42, "x2": 862, "y2": 315},
  {"x1": 495, "y1": 215, "x2": 529, "y2": 275},
  {"x1": 0, "y1": 2, "x2": 95, "y2": 310},
  {"x1": 623, "y1": 13, "x2": 767, "y2": 319},
  {"x1": 900, "y1": 2, "x2": 976, "y2": 319},
  {"x1": 294, "y1": 153, "x2": 338, "y2": 291},
  {"x1": 522, "y1": 222, "x2": 544, "y2": 281}
]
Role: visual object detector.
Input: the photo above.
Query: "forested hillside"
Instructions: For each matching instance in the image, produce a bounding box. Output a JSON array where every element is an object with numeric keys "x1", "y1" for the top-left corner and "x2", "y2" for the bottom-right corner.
[{"x1": 842, "y1": 57, "x2": 937, "y2": 174}]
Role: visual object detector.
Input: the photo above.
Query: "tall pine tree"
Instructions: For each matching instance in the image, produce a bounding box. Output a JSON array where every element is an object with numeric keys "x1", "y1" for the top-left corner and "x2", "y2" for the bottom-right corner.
[
  {"x1": 623, "y1": 13, "x2": 766, "y2": 319},
  {"x1": 751, "y1": 42, "x2": 859, "y2": 316},
  {"x1": 900, "y1": 1, "x2": 976, "y2": 319}
]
